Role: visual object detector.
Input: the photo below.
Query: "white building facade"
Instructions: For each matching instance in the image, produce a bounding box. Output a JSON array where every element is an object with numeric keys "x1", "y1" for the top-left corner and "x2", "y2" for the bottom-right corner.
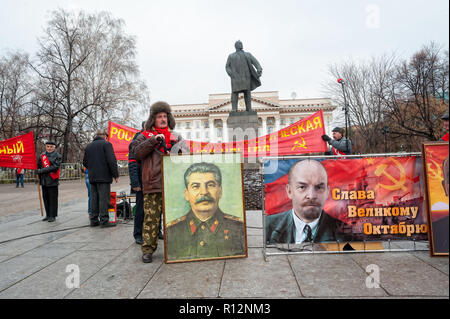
[{"x1": 171, "y1": 91, "x2": 336, "y2": 143}]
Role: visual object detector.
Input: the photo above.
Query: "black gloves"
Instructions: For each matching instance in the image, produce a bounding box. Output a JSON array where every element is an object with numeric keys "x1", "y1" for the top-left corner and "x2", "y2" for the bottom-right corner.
[{"x1": 321, "y1": 135, "x2": 331, "y2": 142}]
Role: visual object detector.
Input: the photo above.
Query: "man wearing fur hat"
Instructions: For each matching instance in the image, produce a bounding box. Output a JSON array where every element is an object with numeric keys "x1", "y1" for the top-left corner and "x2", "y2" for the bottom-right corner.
[{"x1": 132, "y1": 101, "x2": 189, "y2": 263}]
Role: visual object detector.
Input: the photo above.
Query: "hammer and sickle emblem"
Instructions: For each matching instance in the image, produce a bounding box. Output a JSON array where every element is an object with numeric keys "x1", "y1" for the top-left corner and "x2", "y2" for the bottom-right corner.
[
  {"x1": 427, "y1": 159, "x2": 443, "y2": 181},
  {"x1": 374, "y1": 158, "x2": 407, "y2": 191},
  {"x1": 291, "y1": 137, "x2": 307, "y2": 151}
]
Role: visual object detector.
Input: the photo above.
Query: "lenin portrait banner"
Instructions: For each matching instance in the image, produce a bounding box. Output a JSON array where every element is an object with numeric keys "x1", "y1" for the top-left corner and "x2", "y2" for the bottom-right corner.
[
  {"x1": 162, "y1": 153, "x2": 247, "y2": 263},
  {"x1": 264, "y1": 155, "x2": 428, "y2": 244}
]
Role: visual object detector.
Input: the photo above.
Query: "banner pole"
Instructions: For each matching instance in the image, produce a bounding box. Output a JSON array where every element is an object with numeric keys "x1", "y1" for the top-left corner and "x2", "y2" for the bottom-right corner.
[{"x1": 36, "y1": 175, "x2": 44, "y2": 217}]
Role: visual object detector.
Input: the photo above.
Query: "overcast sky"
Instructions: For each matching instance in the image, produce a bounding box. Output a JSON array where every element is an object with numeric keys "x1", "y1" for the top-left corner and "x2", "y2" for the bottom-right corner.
[{"x1": 1, "y1": 0, "x2": 449, "y2": 105}]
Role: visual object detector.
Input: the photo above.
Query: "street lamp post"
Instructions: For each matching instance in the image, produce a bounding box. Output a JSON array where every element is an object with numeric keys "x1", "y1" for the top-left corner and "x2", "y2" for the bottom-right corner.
[{"x1": 338, "y1": 78, "x2": 351, "y2": 152}]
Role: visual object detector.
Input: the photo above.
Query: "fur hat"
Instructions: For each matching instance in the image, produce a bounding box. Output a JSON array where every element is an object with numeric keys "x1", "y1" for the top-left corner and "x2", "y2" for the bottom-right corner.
[
  {"x1": 145, "y1": 101, "x2": 176, "y2": 130},
  {"x1": 332, "y1": 127, "x2": 344, "y2": 134}
]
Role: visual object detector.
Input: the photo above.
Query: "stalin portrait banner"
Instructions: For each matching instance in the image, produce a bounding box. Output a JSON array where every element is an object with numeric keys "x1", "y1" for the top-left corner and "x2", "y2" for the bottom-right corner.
[
  {"x1": 264, "y1": 155, "x2": 428, "y2": 245},
  {"x1": 162, "y1": 153, "x2": 247, "y2": 263}
]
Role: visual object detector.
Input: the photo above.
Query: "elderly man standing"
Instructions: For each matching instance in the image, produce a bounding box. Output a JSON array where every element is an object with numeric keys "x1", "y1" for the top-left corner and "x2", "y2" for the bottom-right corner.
[
  {"x1": 83, "y1": 129, "x2": 119, "y2": 228},
  {"x1": 132, "y1": 101, "x2": 189, "y2": 263},
  {"x1": 37, "y1": 141, "x2": 62, "y2": 222}
]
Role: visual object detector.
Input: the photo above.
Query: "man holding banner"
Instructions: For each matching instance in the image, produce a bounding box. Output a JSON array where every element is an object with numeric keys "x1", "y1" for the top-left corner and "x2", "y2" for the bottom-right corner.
[
  {"x1": 322, "y1": 127, "x2": 352, "y2": 156},
  {"x1": 36, "y1": 141, "x2": 62, "y2": 222}
]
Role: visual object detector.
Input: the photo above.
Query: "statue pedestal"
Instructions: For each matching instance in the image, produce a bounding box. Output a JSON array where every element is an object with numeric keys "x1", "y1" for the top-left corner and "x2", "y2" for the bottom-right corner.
[
  {"x1": 227, "y1": 111, "x2": 259, "y2": 169},
  {"x1": 226, "y1": 110, "x2": 258, "y2": 133}
]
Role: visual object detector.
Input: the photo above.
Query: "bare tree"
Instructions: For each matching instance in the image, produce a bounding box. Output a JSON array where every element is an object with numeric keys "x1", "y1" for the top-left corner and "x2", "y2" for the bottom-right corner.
[
  {"x1": 0, "y1": 52, "x2": 33, "y2": 139},
  {"x1": 30, "y1": 9, "x2": 149, "y2": 162},
  {"x1": 325, "y1": 54, "x2": 397, "y2": 153},
  {"x1": 383, "y1": 43, "x2": 449, "y2": 143}
]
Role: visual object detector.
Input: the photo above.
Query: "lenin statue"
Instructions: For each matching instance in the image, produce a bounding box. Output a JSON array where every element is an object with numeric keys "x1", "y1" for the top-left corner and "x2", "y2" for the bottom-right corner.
[{"x1": 226, "y1": 40, "x2": 263, "y2": 112}]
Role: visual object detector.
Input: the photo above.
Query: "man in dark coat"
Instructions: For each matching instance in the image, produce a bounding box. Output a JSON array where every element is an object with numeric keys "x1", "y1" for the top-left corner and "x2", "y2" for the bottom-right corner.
[
  {"x1": 166, "y1": 162, "x2": 245, "y2": 261},
  {"x1": 37, "y1": 141, "x2": 62, "y2": 222},
  {"x1": 129, "y1": 122, "x2": 145, "y2": 244},
  {"x1": 226, "y1": 40, "x2": 263, "y2": 112},
  {"x1": 83, "y1": 129, "x2": 119, "y2": 228},
  {"x1": 266, "y1": 159, "x2": 344, "y2": 244}
]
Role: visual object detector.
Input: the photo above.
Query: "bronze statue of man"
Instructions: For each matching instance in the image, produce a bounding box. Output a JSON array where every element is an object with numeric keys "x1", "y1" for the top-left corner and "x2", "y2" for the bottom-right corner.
[{"x1": 226, "y1": 40, "x2": 262, "y2": 112}]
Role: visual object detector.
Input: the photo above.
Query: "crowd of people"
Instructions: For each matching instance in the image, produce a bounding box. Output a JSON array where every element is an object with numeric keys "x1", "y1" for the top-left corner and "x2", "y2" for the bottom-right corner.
[{"x1": 14, "y1": 104, "x2": 447, "y2": 262}]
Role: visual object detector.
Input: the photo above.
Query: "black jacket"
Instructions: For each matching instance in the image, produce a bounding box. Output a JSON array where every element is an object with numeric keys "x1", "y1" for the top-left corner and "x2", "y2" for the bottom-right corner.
[
  {"x1": 83, "y1": 136, "x2": 119, "y2": 183},
  {"x1": 266, "y1": 209, "x2": 344, "y2": 244},
  {"x1": 128, "y1": 132, "x2": 142, "y2": 193},
  {"x1": 37, "y1": 151, "x2": 62, "y2": 187}
]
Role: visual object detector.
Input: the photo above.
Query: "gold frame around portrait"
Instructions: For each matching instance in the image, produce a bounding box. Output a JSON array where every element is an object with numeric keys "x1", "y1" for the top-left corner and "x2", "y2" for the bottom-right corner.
[
  {"x1": 161, "y1": 152, "x2": 248, "y2": 264},
  {"x1": 422, "y1": 141, "x2": 449, "y2": 257}
]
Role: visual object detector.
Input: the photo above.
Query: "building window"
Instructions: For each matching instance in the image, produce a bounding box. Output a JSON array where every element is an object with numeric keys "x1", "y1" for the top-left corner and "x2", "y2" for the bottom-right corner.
[
  {"x1": 195, "y1": 121, "x2": 200, "y2": 129},
  {"x1": 205, "y1": 131, "x2": 209, "y2": 138},
  {"x1": 204, "y1": 121, "x2": 209, "y2": 128},
  {"x1": 214, "y1": 119, "x2": 223, "y2": 128},
  {"x1": 186, "y1": 122, "x2": 191, "y2": 129},
  {"x1": 290, "y1": 118, "x2": 294, "y2": 124},
  {"x1": 258, "y1": 118, "x2": 263, "y2": 128},
  {"x1": 267, "y1": 117, "x2": 275, "y2": 125},
  {"x1": 196, "y1": 132, "x2": 200, "y2": 139},
  {"x1": 217, "y1": 127, "x2": 222, "y2": 137},
  {"x1": 268, "y1": 126, "x2": 274, "y2": 134},
  {"x1": 187, "y1": 132, "x2": 191, "y2": 139},
  {"x1": 280, "y1": 118, "x2": 285, "y2": 125}
]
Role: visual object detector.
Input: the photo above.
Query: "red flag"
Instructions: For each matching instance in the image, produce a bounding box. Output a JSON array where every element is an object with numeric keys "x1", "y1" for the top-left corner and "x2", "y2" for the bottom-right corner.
[
  {"x1": 188, "y1": 110, "x2": 328, "y2": 157},
  {"x1": 107, "y1": 110, "x2": 327, "y2": 160},
  {"x1": 107, "y1": 121, "x2": 140, "y2": 161},
  {"x1": 0, "y1": 132, "x2": 37, "y2": 169}
]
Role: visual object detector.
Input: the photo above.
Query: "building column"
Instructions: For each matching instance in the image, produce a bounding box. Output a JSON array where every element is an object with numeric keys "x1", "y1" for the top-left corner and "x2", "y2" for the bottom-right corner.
[
  {"x1": 223, "y1": 117, "x2": 229, "y2": 143},
  {"x1": 275, "y1": 117, "x2": 280, "y2": 132},
  {"x1": 209, "y1": 118, "x2": 214, "y2": 143},
  {"x1": 325, "y1": 114, "x2": 330, "y2": 135},
  {"x1": 262, "y1": 117, "x2": 267, "y2": 136}
]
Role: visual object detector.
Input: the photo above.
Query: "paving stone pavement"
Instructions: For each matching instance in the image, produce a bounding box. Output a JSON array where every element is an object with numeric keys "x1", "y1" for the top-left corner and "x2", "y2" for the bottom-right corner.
[{"x1": 0, "y1": 191, "x2": 448, "y2": 300}]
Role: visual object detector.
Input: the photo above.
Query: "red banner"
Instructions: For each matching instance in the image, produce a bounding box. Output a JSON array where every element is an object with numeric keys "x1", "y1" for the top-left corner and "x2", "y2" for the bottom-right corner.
[
  {"x1": 0, "y1": 132, "x2": 38, "y2": 169},
  {"x1": 107, "y1": 121, "x2": 140, "y2": 160},
  {"x1": 108, "y1": 110, "x2": 327, "y2": 160},
  {"x1": 187, "y1": 110, "x2": 327, "y2": 157}
]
